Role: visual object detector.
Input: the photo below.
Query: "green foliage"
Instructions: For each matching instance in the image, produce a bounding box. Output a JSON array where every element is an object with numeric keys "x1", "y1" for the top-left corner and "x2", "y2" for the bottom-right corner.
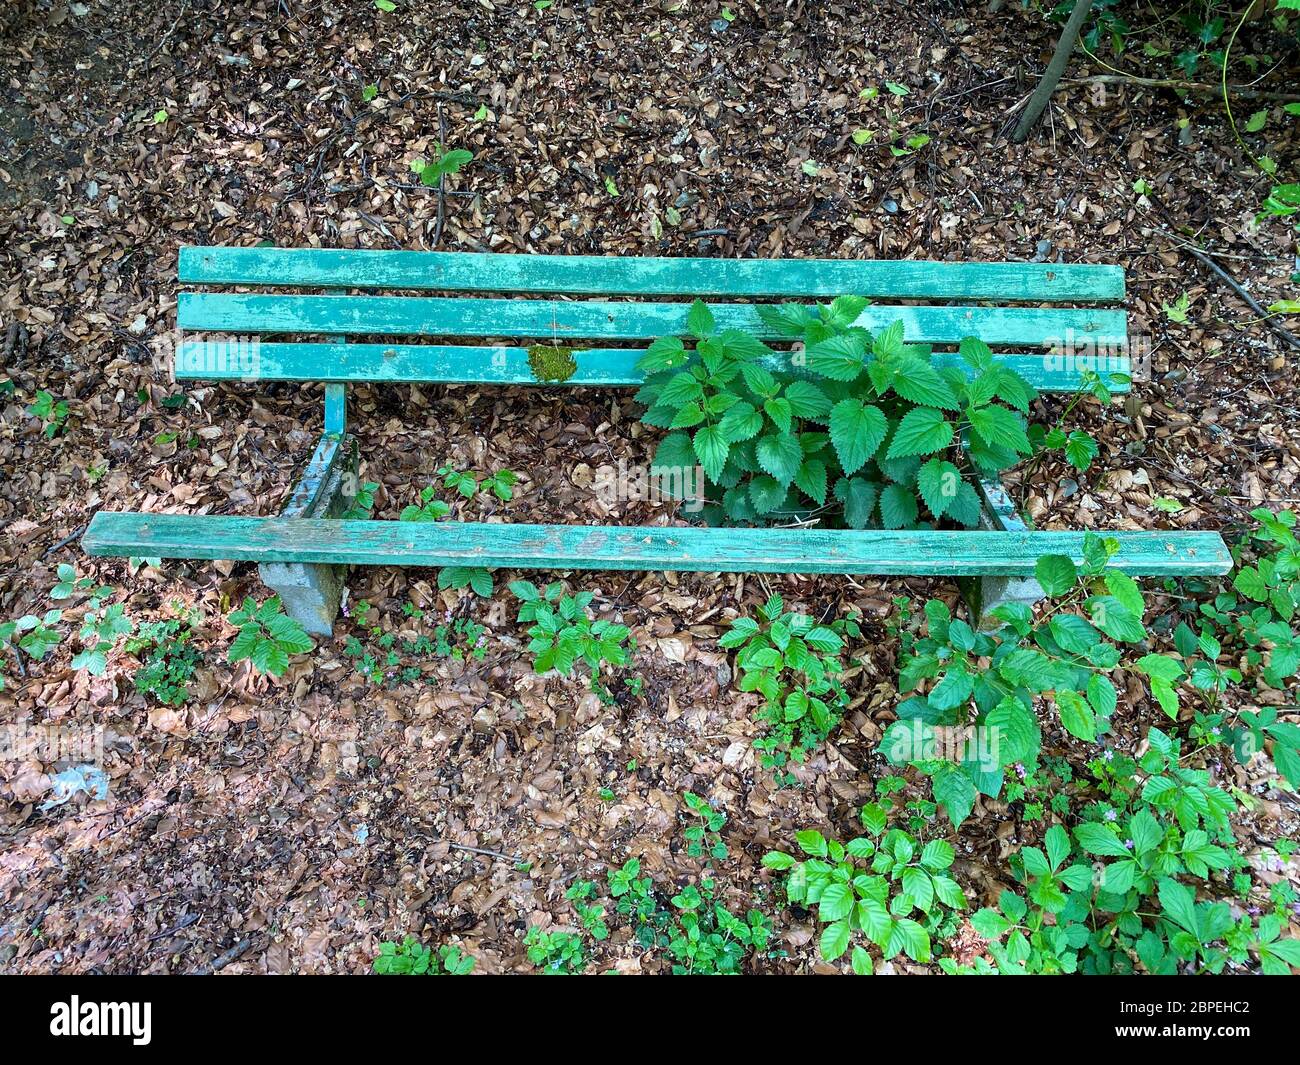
[
  {"x1": 763, "y1": 809, "x2": 967, "y2": 973},
  {"x1": 682, "y1": 790, "x2": 728, "y2": 860},
  {"x1": 720, "y1": 592, "x2": 861, "y2": 782},
  {"x1": 342, "y1": 480, "x2": 380, "y2": 520},
  {"x1": 372, "y1": 936, "x2": 475, "y2": 975},
  {"x1": 410, "y1": 144, "x2": 473, "y2": 186},
  {"x1": 73, "y1": 602, "x2": 133, "y2": 676},
  {"x1": 954, "y1": 728, "x2": 1299, "y2": 975},
  {"x1": 27, "y1": 389, "x2": 68, "y2": 438},
  {"x1": 509, "y1": 580, "x2": 633, "y2": 683},
  {"x1": 638, "y1": 300, "x2": 1041, "y2": 528},
  {"x1": 0, "y1": 610, "x2": 64, "y2": 683},
  {"x1": 125, "y1": 616, "x2": 201, "y2": 706},
  {"x1": 343, "y1": 603, "x2": 486, "y2": 686},
  {"x1": 879, "y1": 533, "x2": 1148, "y2": 826},
  {"x1": 399, "y1": 485, "x2": 451, "y2": 522},
  {"x1": 226, "y1": 596, "x2": 314, "y2": 677},
  {"x1": 524, "y1": 925, "x2": 587, "y2": 974},
  {"x1": 439, "y1": 566, "x2": 493, "y2": 597}
]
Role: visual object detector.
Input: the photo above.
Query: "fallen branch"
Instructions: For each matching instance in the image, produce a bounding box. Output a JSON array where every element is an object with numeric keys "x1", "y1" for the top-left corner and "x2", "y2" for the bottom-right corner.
[{"x1": 1064, "y1": 73, "x2": 1300, "y2": 104}]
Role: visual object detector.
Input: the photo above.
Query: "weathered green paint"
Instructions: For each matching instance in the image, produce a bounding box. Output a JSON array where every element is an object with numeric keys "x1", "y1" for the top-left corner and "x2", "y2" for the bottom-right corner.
[
  {"x1": 258, "y1": 433, "x2": 359, "y2": 635},
  {"x1": 180, "y1": 246, "x2": 1126, "y2": 301},
  {"x1": 177, "y1": 293, "x2": 1128, "y2": 349},
  {"x1": 962, "y1": 476, "x2": 1046, "y2": 626},
  {"x1": 175, "y1": 340, "x2": 1129, "y2": 393},
  {"x1": 84, "y1": 513, "x2": 1231, "y2": 576}
]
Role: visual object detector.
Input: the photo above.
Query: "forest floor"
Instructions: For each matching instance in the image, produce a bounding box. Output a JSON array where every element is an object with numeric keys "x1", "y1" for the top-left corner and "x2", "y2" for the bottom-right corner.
[{"x1": 1, "y1": 0, "x2": 1298, "y2": 974}]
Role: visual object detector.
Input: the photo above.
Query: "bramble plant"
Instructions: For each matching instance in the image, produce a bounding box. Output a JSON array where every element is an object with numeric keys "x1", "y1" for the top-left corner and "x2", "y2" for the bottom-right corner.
[
  {"x1": 28, "y1": 389, "x2": 68, "y2": 438},
  {"x1": 342, "y1": 479, "x2": 380, "y2": 520},
  {"x1": 763, "y1": 805, "x2": 967, "y2": 974},
  {"x1": 880, "y1": 533, "x2": 1157, "y2": 826},
  {"x1": 721, "y1": 592, "x2": 860, "y2": 783},
  {"x1": 638, "y1": 298, "x2": 1052, "y2": 529},
  {"x1": 509, "y1": 581, "x2": 633, "y2": 684},
  {"x1": 226, "y1": 596, "x2": 315, "y2": 677},
  {"x1": 73, "y1": 602, "x2": 134, "y2": 676},
  {"x1": 372, "y1": 936, "x2": 475, "y2": 975}
]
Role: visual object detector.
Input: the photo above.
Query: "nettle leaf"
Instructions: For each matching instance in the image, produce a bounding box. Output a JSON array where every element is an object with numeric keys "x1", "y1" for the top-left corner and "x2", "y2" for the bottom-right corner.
[
  {"x1": 692, "y1": 425, "x2": 730, "y2": 482},
  {"x1": 637, "y1": 335, "x2": 689, "y2": 373},
  {"x1": 686, "y1": 300, "x2": 715, "y2": 339},
  {"x1": 887, "y1": 407, "x2": 953, "y2": 459},
  {"x1": 837, "y1": 477, "x2": 879, "y2": 529},
  {"x1": 878, "y1": 484, "x2": 919, "y2": 529},
  {"x1": 756, "y1": 431, "x2": 804, "y2": 487},
  {"x1": 795, "y1": 459, "x2": 828, "y2": 505},
  {"x1": 718, "y1": 329, "x2": 771, "y2": 362},
  {"x1": 749, "y1": 475, "x2": 787, "y2": 514},
  {"x1": 829, "y1": 400, "x2": 887, "y2": 475},
  {"x1": 756, "y1": 302, "x2": 814, "y2": 337},
  {"x1": 764, "y1": 396, "x2": 794, "y2": 434},
  {"x1": 807, "y1": 334, "x2": 867, "y2": 381},
  {"x1": 784, "y1": 380, "x2": 832, "y2": 419},
  {"x1": 890, "y1": 356, "x2": 960, "y2": 410},
  {"x1": 916, "y1": 458, "x2": 962, "y2": 520},
  {"x1": 740, "y1": 362, "x2": 779, "y2": 397},
  {"x1": 969, "y1": 404, "x2": 1031, "y2": 456},
  {"x1": 823, "y1": 294, "x2": 869, "y2": 329},
  {"x1": 946, "y1": 482, "x2": 983, "y2": 528},
  {"x1": 717, "y1": 400, "x2": 764, "y2": 443}
]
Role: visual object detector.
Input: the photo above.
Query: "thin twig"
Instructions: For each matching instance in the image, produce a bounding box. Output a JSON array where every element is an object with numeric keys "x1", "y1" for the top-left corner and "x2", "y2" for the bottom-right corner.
[
  {"x1": 433, "y1": 103, "x2": 449, "y2": 249},
  {"x1": 43, "y1": 524, "x2": 87, "y2": 558},
  {"x1": 1063, "y1": 74, "x2": 1300, "y2": 104},
  {"x1": 1154, "y1": 229, "x2": 1300, "y2": 352}
]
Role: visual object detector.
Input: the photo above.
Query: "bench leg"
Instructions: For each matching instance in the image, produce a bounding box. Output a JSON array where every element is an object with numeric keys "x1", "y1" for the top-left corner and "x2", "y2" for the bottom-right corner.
[
  {"x1": 259, "y1": 429, "x2": 358, "y2": 637},
  {"x1": 959, "y1": 475, "x2": 1045, "y2": 629}
]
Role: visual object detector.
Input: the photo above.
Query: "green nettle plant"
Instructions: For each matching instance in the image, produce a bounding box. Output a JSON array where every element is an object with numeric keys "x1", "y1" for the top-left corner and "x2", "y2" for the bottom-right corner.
[
  {"x1": 720, "y1": 593, "x2": 860, "y2": 783},
  {"x1": 880, "y1": 533, "x2": 1153, "y2": 826},
  {"x1": 637, "y1": 298, "x2": 1059, "y2": 529},
  {"x1": 226, "y1": 596, "x2": 315, "y2": 677},
  {"x1": 372, "y1": 936, "x2": 475, "y2": 975},
  {"x1": 763, "y1": 804, "x2": 967, "y2": 974},
  {"x1": 125, "y1": 615, "x2": 201, "y2": 706},
  {"x1": 954, "y1": 728, "x2": 1300, "y2": 976},
  {"x1": 509, "y1": 581, "x2": 633, "y2": 685}
]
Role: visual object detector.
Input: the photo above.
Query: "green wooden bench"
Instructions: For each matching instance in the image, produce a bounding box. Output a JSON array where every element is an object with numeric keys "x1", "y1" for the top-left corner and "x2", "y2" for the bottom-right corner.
[{"x1": 82, "y1": 247, "x2": 1230, "y2": 634}]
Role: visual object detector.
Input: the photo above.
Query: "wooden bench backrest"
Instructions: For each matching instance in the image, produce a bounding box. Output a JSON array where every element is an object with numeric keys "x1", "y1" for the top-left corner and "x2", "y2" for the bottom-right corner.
[{"x1": 174, "y1": 248, "x2": 1130, "y2": 393}]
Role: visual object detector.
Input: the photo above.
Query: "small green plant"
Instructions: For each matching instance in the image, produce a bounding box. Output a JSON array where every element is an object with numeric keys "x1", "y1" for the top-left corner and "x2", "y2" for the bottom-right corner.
[
  {"x1": 664, "y1": 878, "x2": 772, "y2": 975},
  {"x1": 1, "y1": 611, "x2": 63, "y2": 674},
  {"x1": 342, "y1": 480, "x2": 379, "y2": 519},
  {"x1": 509, "y1": 581, "x2": 633, "y2": 684},
  {"x1": 410, "y1": 144, "x2": 473, "y2": 187},
  {"x1": 125, "y1": 612, "x2": 200, "y2": 705},
  {"x1": 227, "y1": 596, "x2": 314, "y2": 676},
  {"x1": 399, "y1": 485, "x2": 451, "y2": 522},
  {"x1": 73, "y1": 602, "x2": 134, "y2": 676},
  {"x1": 28, "y1": 390, "x2": 68, "y2": 438},
  {"x1": 439, "y1": 566, "x2": 493, "y2": 597},
  {"x1": 682, "y1": 791, "x2": 728, "y2": 860},
  {"x1": 524, "y1": 925, "x2": 587, "y2": 974},
  {"x1": 763, "y1": 809, "x2": 967, "y2": 973},
  {"x1": 372, "y1": 936, "x2": 475, "y2": 975},
  {"x1": 721, "y1": 593, "x2": 860, "y2": 783},
  {"x1": 565, "y1": 880, "x2": 609, "y2": 942}
]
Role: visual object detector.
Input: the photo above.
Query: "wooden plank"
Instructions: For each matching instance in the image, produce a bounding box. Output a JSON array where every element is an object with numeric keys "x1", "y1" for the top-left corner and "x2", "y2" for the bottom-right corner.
[
  {"x1": 177, "y1": 293, "x2": 1129, "y2": 348},
  {"x1": 175, "y1": 340, "x2": 1131, "y2": 393},
  {"x1": 179, "y1": 247, "x2": 1126, "y2": 302},
  {"x1": 83, "y1": 513, "x2": 1231, "y2": 577}
]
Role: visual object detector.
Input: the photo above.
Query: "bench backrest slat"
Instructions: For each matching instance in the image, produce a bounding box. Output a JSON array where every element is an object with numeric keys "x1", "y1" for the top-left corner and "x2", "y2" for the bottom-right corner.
[
  {"x1": 180, "y1": 247, "x2": 1125, "y2": 302},
  {"x1": 177, "y1": 293, "x2": 1126, "y2": 349}
]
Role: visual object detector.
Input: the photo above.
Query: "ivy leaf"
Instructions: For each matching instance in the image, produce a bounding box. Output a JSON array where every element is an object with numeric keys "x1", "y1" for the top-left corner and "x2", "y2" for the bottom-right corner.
[
  {"x1": 886, "y1": 407, "x2": 953, "y2": 459},
  {"x1": 829, "y1": 399, "x2": 887, "y2": 474},
  {"x1": 692, "y1": 425, "x2": 730, "y2": 482}
]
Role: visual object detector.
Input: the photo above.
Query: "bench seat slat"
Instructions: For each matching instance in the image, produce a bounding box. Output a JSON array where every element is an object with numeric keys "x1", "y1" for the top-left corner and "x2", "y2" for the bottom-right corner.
[
  {"x1": 178, "y1": 293, "x2": 1128, "y2": 349},
  {"x1": 83, "y1": 513, "x2": 1230, "y2": 577},
  {"x1": 179, "y1": 247, "x2": 1126, "y2": 302},
  {"x1": 176, "y1": 340, "x2": 1130, "y2": 393}
]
